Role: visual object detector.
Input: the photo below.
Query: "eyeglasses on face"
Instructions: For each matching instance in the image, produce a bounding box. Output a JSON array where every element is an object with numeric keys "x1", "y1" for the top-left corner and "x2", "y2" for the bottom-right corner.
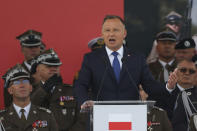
[
  {"x1": 12, "y1": 79, "x2": 30, "y2": 85},
  {"x1": 178, "y1": 68, "x2": 196, "y2": 75}
]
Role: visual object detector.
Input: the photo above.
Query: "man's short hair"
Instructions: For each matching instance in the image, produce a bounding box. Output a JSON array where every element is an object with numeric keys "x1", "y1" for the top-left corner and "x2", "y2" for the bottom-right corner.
[{"x1": 102, "y1": 15, "x2": 125, "y2": 27}]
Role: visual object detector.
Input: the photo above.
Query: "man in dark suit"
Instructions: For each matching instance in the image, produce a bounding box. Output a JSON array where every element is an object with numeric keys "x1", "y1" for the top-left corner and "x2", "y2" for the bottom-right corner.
[
  {"x1": 74, "y1": 15, "x2": 171, "y2": 109},
  {"x1": 166, "y1": 59, "x2": 197, "y2": 131},
  {"x1": 0, "y1": 64, "x2": 58, "y2": 131}
]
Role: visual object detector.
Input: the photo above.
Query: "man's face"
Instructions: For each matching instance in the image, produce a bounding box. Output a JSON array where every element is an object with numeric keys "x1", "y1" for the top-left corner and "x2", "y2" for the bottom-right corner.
[
  {"x1": 102, "y1": 18, "x2": 127, "y2": 51},
  {"x1": 156, "y1": 40, "x2": 176, "y2": 60},
  {"x1": 166, "y1": 24, "x2": 180, "y2": 33},
  {"x1": 36, "y1": 64, "x2": 60, "y2": 82},
  {"x1": 8, "y1": 78, "x2": 32, "y2": 100},
  {"x1": 177, "y1": 60, "x2": 196, "y2": 88},
  {"x1": 175, "y1": 48, "x2": 195, "y2": 62},
  {"x1": 22, "y1": 46, "x2": 41, "y2": 61}
]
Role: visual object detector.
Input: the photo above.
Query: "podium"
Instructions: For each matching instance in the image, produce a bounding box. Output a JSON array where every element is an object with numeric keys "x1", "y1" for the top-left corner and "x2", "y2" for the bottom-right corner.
[{"x1": 90, "y1": 101, "x2": 155, "y2": 131}]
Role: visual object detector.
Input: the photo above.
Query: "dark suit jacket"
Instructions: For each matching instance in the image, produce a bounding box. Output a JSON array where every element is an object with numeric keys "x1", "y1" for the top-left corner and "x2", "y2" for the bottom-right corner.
[
  {"x1": 154, "y1": 85, "x2": 181, "y2": 121},
  {"x1": 74, "y1": 46, "x2": 167, "y2": 105},
  {"x1": 171, "y1": 87, "x2": 197, "y2": 131},
  {"x1": 0, "y1": 104, "x2": 58, "y2": 131}
]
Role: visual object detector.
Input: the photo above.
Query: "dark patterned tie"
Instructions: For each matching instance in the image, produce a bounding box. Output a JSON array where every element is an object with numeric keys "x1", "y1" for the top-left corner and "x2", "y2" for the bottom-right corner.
[
  {"x1": 112, "y1": 52, "x2": 120, "y2": 82},
  {"x1": 20, "y1": 109, "x2": 26, "y2": 122},
  {"x1": 165, "y1": 64, "x2": 171, "y2": 73},
  {"x1": 164, "y1": 64, "x2": 171, "y2": 82}
]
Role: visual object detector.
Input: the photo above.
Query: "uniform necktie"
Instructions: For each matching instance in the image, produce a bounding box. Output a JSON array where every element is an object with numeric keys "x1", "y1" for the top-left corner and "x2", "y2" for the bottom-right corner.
[
  {"x1": 112, "y1": 52, "x2": 120, "y2": 82},
  {"x1": 20, "y1": 108, "x2": 26, "y2": 121},
  {"x1": 164, "y1": 64, "x2": 171, "y2": 82}
]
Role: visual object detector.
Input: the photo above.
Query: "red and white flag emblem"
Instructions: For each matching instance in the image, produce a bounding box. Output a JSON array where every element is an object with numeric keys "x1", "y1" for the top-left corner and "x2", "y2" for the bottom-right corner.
[{"x1": 108, "y1": 114, "x2": 132, "y2": 131}]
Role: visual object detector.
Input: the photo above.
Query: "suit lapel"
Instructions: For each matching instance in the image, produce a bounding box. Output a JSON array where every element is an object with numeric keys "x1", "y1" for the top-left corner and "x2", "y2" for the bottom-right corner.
[
  {"x1": 119, "y1": 47, "x2": 131, "y2": 83},
  {"x1": 98, "y1": 47, "x2": 118, "y2": 83}
]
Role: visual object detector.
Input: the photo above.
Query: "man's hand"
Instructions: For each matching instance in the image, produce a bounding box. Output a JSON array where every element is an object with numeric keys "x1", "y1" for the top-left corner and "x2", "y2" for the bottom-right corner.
[
  {"x1": 80, "y1": 100, "x2": 94, "y2": 113},
  {"x1": 43, "y1": 74, "x2": 62, "y2": 93},
  {"x1": 167, "y1": 68, "x2": 178, "y2": 90}
]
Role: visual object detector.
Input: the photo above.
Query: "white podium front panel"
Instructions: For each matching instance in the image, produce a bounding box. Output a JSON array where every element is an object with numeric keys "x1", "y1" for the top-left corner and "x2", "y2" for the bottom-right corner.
[{"x1": 93, "y1": 105, "x2": 147, "y2": 131}]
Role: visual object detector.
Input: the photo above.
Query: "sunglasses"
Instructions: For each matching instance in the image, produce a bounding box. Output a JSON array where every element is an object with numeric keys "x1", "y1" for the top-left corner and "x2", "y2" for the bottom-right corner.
[
  {"x1": 12, "y1": 79, "x2": 30, "y2": 85},
  {"x1": 179, "y1": 68, "x2": 196, "y2": 75}
]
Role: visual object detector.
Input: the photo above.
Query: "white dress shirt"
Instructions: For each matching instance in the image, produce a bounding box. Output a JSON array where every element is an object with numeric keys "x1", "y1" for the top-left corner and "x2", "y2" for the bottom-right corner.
[
  {"x1": 13, "y1": 103, "x2": 31, "y2": 119},
  {"x1": 105, "y1": 46, "x2": 123, "y2": 69}
]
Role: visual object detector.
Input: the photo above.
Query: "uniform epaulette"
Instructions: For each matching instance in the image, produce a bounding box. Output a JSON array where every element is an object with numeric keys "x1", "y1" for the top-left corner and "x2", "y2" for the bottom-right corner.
[
  {"x1": 153, "y1": 106, "x2": 164, "y2": 111},
  {"x1": 38, "y1": 107, "x2": 51, "y2": 114}
]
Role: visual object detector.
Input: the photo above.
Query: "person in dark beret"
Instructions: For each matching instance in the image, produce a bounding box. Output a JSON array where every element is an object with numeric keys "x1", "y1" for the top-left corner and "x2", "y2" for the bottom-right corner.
[{"x1": 175, "y1": 38, "x2": 196, "y2": 63}]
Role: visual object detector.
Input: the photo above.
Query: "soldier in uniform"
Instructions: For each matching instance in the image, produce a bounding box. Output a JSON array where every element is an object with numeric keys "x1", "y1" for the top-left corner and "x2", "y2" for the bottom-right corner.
[
  {"x1": 87, "y1": 37, "x2": 105, "y2": 52},
  {"x1": 166, "y1": 59, "x2": 197, "y2": 131},
  {"x1": 16, "y1": 29, "x2": 43, "y2": 72},
  {"x1": 147, "y1": 11, "x2": 183, "y2": 64},
  {"x1": 175, "y1": 38, "x2": 196, "y2": 63},
  {"x1": 3, "y1": 29, "x2": 43, "y2": 108},
  {"x1": 147, "y1": 106, "x2": 172, "y2": 131},
  {"x1": 149, "y1": 31, "x2": 177, "y2": 83},
  {"x1": 30, "y1": 49, "x2": 87, "y2": 131},
  {"x1": 0, "y1": 64, "x2": 58, "y2": 131}
]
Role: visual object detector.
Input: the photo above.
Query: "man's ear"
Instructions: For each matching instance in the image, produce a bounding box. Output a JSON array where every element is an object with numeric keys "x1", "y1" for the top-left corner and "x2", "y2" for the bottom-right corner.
[
  {"x1": 8, "y1": 87, "x2": 13, "y2": 95},
  {"x1": 124, "y1": 29, "x2": 127, "y2": 39}
]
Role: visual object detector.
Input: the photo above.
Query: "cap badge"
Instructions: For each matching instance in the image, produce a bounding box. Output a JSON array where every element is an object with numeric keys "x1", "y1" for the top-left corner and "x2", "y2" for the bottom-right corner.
[
  {"x1": 184, "y1": 41, "x2": 190, "y2": 47},
  {"x1": 187, "y1": 92, "x2": 191, "y2": 96}
]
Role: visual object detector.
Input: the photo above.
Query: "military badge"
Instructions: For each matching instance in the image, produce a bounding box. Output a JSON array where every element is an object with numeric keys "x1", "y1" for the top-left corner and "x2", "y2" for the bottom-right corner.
[
  {"x1": 184, "y1": 41, "x2": 190, "y2": 47},
  {"x1": 60, "y1": 101, "x2": 64, "y2": 106},
  {"x1": 187, "y1": 92, "x2": 191, "y2": 96},
  {"x1": 147, "y1": 121, "x2": 153, "y2": 131},
  {"x1": 32, "y1": 120, "x2": 48, "y2": 129},
  {"x1": 60, "y1": 96, "x2": 74, "y2": 104},
  {"x1": 62, "y1": 109, "x2": 67, "y2": 115}
]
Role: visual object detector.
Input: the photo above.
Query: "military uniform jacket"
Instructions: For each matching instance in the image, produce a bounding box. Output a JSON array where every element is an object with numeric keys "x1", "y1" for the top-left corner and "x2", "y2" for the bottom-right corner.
[
  {"x1": 147, "y1": 107, "x2": 173, "y2": 131},
  {"x1": 172, "y1": 87, "x2": 197, "y2": 131},
  {"x1": 0, "y1": 104, "x2": 58, "y2": 131},
  {"x1": 148, "y1": 59, "x2": 177, "y2": 83},
  {"x1": 31, "y1": 83, "x2": 87, "y2": 131}
]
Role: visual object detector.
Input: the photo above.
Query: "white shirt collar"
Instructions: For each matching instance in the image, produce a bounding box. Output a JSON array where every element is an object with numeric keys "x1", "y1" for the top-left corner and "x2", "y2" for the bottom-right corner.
[
  {"x1": 105, "y1": 46, "x2": 124, "y2": 57},
  {"x1": 158, "y1": 59, "x2": 174, "y2": 67},
  {"x1": 13, "y1": 102, "x2": 31, "y2": 119},
  {"x1": 177, "y1": 84, "x2": 194, "y2": 91}
]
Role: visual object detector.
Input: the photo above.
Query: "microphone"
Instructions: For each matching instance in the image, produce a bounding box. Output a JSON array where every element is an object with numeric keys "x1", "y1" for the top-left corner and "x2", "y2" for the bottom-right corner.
[
  {"x1": 96, "y1": 56, "x2": 110, "y2": 101},
  {"x1": 121, "y1": 57, "x2": 142, "y2": 100}
]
